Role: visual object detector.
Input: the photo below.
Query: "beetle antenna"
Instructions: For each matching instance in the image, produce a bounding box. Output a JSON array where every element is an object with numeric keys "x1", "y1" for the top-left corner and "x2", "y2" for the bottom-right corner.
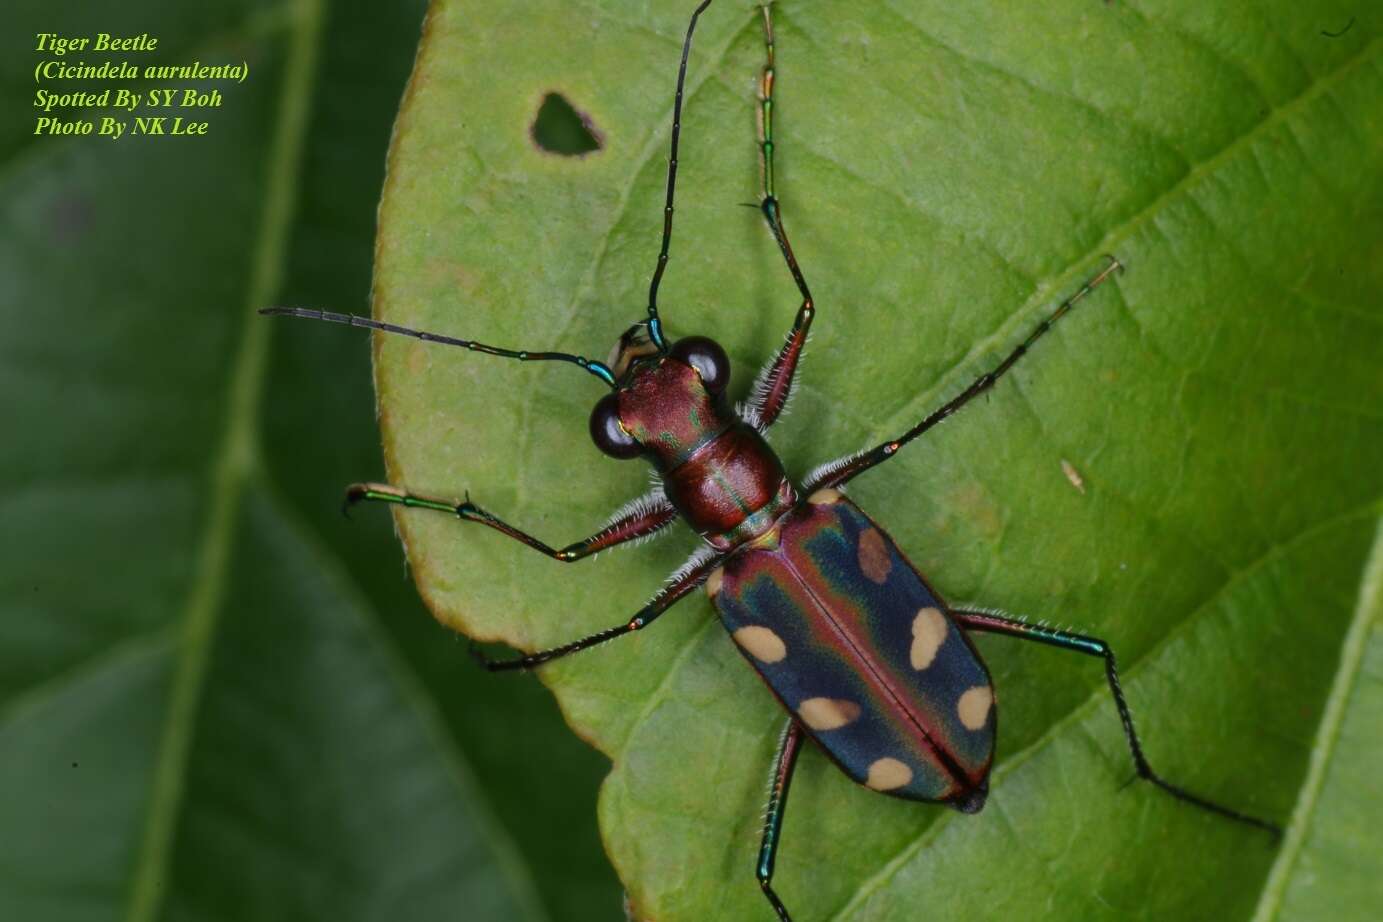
[
  {"x1": 645, "y1": 0, "x2": 715, "y2": 351},
  {"x1": 260, "y1": 307, "x2": 617, "y2": 387}
]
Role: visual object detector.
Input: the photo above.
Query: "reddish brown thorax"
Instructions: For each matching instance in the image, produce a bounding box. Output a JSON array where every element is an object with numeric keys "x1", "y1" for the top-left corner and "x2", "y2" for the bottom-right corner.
[{"x1": 592, "y1": 330, "x2": 795, "y2": 549}]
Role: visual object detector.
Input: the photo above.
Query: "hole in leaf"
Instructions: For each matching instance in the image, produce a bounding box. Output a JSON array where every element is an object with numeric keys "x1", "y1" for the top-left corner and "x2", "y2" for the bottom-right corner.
[{"x1": 531, "y1": 92, "x2": 602, "y2": 156}]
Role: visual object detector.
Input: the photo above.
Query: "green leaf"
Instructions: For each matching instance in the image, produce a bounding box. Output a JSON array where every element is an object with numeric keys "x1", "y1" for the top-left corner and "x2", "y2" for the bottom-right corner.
[
  {"x1": 2, "y1": 1, "x2": 618, "y2": 920},
  {"x1": 376, "y1": 1, "x2": 1383, "y2": 920},
  {"x1": 1253, "y1": 525, "x2": 1383, "y2": 921}
]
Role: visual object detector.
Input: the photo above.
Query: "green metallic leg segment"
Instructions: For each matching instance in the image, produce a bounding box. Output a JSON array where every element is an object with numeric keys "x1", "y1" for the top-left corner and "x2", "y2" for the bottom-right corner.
[
  {"x1": 748, "y1": 4, "x2": 815, "y2": 430},
  {"x1": 343, "y1": 483, "x2": 677, "y2": 562},
  {"x1": 757, "y1": 719, "x2": 805, "y2": 922},
  {"x1": 758, "y1": 4, "x2": 778, "y2": 203},
  {"x1": 952, "y1": 609, "x2": 1281, "y2": 835},
  {"x1": 475, "y1": 549, "x2": 725, "y2": 671}
]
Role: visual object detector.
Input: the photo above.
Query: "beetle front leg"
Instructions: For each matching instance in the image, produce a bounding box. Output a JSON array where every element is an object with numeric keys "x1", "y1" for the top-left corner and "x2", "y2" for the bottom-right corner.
[
  {"x1": 475, "y1": 549, "x2": 725, "y2": 671},
  {"x1": 952, "y1": 609, "x2": 1280, "y2": 836},
  {"x1": 745, "y1": 5, "x2": 815, "y2": 431},
  {"x1": 344, "y1": 483, "x2": 677, "y2": 562},
  {"x1": 756, "y1": 718, "x2": 805, "y2": 922}
]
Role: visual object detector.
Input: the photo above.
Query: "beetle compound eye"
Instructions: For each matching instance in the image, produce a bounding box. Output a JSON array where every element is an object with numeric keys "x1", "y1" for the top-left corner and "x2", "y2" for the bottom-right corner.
[
  {"x1": 589, "y1": 393, "x2": 641, "y2": 459},
  {"x1": 670, "y1": 336, "x2": 730, "y2": 394}
]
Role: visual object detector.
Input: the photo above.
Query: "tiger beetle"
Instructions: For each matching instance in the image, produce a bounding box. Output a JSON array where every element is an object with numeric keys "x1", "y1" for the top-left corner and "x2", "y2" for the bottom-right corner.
[{"x1": 264, "y1": 2, "x2": 1281, "y2": 918}]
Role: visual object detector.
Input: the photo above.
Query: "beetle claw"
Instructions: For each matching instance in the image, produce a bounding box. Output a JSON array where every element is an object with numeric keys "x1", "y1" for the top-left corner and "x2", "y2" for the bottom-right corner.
[{"x1": 342, "y1": 483, "x2": 369, "y2": 519}]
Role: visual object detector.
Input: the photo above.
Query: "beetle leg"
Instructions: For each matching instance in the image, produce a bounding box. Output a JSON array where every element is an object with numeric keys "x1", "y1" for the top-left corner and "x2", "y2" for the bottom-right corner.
[
  {"x1": 475, "y1": 548, "x2": 725, "y2": 671},
  {"x1": 756, "y1": 718, "x2": 805, "y2": 922},
  {"x1": 803, "y1": 256, "x2": 1124, "y2": 493},
  {"x1": 952, "y1": 609, "x2": 1281, "y2": 836},
  {"x1": 745, "y1": 4, "x2": 816, "y2": 431},
  {"x1": 341, "y1": 483, "x2": 677, "y2": 562}
]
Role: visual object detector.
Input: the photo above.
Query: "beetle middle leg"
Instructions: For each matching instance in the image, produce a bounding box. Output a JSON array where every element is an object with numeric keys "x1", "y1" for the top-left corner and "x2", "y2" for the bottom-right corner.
[
  {"x1": 803, "y1": 255, "x2": 1124, "y2": 492},
  {"x1": 475, "y1": 549, "x2": 725, "y2": 671},
  {"x1": 343, "y1": 483, "x2": 677, "y2": 561},
  {"x1": 755, "y1": 718, "x2": 805, "y2": 922},
  {"x1": 745, "y1": 4, "x2": 816, "y2": 431},
  {"x1": 951, "y1": 609, "x2": 1281, "y2": 835}
]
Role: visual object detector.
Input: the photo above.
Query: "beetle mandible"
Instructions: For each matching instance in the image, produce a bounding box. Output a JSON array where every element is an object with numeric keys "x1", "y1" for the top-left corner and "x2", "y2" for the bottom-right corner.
[{"x1": 265, "y1": 2, "x2": 1281, "y2": 919}]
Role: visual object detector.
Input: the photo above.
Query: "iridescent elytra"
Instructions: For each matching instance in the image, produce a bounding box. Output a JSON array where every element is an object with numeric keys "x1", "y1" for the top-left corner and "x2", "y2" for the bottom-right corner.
[{"x1": 263, "y1": 2, "x2": 1281, "y2": 919}]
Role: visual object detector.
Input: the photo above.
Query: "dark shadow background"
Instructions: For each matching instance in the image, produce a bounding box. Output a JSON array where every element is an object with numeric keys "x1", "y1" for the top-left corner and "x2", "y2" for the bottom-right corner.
[{"x1": 3, "y1": 1, "x2": 621, "y2": 919}]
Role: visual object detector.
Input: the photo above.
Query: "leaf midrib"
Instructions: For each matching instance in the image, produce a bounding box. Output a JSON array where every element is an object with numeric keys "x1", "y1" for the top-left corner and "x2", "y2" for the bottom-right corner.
[{"x1": 122, "y1": 0, "x2": 325, "y2": 918}]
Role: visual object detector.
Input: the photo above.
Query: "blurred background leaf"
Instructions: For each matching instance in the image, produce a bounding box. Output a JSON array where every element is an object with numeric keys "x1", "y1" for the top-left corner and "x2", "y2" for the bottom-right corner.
[
  {"x1": 373, "y1": 1, "x2": 1383, "y2": 920},
  {"x1": 2, "y1": 0, "x2": 619, "y2": 920},
  {"x1": 4, "y1": 1, "x2": 1382, "y2": 921}
]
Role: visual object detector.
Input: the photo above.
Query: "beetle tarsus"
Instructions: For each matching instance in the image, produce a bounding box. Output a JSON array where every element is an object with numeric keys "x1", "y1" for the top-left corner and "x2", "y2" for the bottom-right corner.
[
  {"x1": 1143, "y1": 771, "x2": 1282, "y2": 837},
  {"x1": 341, "y1": 483, "x2": 370, "y2": 518},
  {"x1": 759, "y1": 880, "x2": 794, "y2": 921},
  {"x1": 468, "y1": 641, "x2": 527, "y2": 673},
  {"x1": 953, "y1": 608, "x2": 1282, "y2": 837}
]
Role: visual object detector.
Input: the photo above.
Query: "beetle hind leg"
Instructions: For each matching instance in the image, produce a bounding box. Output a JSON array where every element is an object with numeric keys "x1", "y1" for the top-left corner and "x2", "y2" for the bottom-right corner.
[
  {"x1": 952, "y1": 609, "x2": 1281, "y2": 836},
  {"x1": 755, "y1": 719, "x2": 805, "y2": 921}
]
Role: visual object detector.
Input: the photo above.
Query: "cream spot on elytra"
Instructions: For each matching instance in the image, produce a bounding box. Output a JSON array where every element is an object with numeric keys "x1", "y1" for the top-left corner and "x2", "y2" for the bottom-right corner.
[
  {"x1": 957, "y1": 685, "x2": 994, "y2": 731},
  {"x1": 733, "y1": 626, "x2": 786, "y2": 663},
  {"x1": 797, "y1": 697, "x2": 861, "y2": 730},
  {"x1": 910, "y1": 607, "x2": 948, "y2": 670},
  {"x1": 704, "y1": 567, "x2": 724, "y2": 597},
  {"x1": 866, "y1": 758, "x2": 912, "y2": 791}
]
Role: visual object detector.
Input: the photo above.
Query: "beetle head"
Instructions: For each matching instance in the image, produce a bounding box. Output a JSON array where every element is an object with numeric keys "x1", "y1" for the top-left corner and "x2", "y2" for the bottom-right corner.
[
  {"x1": 605, "y1": 322, "x2": 663, "y2": 382},
  {"x1": 589, "y1": 325, "x2": 731, "y2": 461}
]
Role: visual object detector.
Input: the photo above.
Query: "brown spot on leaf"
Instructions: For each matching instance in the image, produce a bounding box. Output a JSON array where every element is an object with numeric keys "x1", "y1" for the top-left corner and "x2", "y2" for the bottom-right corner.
[
  {"x1": 945, "y1": 480, "x2": 1003, "y2": 542},
  {"x1": 1061, "y1": 459, "x2": 1086, "y2": 494}
]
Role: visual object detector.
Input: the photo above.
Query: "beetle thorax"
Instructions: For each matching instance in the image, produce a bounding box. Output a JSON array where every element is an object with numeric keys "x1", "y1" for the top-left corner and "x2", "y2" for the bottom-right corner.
[
  {"x1": 617, "y1": 359, "x2": 730, "y2": 469},
  {"x1": 619, "y1": 359, "x2": 794, "y2": 548}
]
